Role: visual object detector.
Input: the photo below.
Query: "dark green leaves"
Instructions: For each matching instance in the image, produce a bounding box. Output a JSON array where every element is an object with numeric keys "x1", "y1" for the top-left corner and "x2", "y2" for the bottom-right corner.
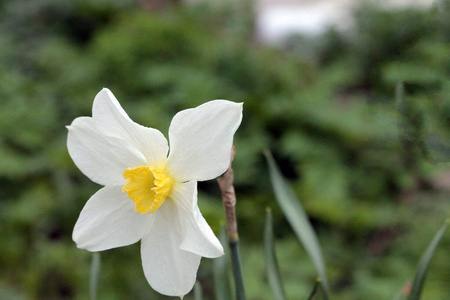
[
  {"x1": 407, "y1": 220, "x2": 449, "y2": 300},
  {"x1": 265, "y1": 150, "x2": 329, "y2": 298}
]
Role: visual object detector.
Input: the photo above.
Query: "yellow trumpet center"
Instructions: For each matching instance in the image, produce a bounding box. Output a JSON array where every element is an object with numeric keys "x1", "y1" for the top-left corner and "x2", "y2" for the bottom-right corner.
[{"x1": 122, "y1": 165, "x2": 173, "y2": 214}]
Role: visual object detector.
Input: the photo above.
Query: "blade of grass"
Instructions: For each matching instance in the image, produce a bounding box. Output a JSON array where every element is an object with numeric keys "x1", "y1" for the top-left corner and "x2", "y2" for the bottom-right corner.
[
  {"x1": 264, "y1": 150, "x2": 329, "y2": 298},
  {"x1": 214, "y1": 225, "x2": 232, "y2": 300},
  {"x1": 407, "y1": 220, "x2": 449, "y2": 300},
  {"x1": 89, "y1": 252, "x2": 101, "y2": 300},
  {"x1": 264, "y1": 208, "x2": 287, "y2": 300}
]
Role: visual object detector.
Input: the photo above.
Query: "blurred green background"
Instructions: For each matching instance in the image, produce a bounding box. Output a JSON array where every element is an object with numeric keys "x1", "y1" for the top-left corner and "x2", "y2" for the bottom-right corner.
[{"x1": 0, "y1": 0, "x2": 449, "y2": 299}]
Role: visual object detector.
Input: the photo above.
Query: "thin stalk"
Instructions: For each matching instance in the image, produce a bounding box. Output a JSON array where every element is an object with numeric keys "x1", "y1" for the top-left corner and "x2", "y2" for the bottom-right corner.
[
  {"x1": 229, "y1": 238, "x2": 246, "y2": 300},
  {"x1": 194, "y1": 281, "x2": 203, "y2": 300},
  {"x1": 213, "y1": 226, "x2": 232, "y2": 300},
  {"x1": 217, "y1": 146, "x2": 246, "y2": 300},
  {"x1": 306, "y1": 278, "x2": 321, "y2": 300},
  {"x1": 90, "y1": 252, "x2": 101, "y2": 300}
]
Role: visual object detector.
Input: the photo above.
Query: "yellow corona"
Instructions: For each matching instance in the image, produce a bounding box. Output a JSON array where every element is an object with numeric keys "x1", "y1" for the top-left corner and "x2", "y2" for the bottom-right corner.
[{"x1": 122, "y1": 165, "x2": 173, "y2": 214}]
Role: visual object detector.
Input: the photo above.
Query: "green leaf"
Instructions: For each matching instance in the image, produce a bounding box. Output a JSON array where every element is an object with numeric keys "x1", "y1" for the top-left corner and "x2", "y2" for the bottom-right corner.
[
  {"x1": 407, "y1": 220, "x2": 449, "y2": 300},
  {"x1": 194, "y1": 281, "x2": 203, "y2": 300},
  {"x1": 90, "y1": 252, "x2": 101, "y2": 300},
  {"x1": 214, "y1": 226, "x2": 232, "y2": 300},
  {"x1": 306, "y1": 278, "x2": 322, "y2": 300},
  {"x1": 264, "y1": 150, "x2": 329, "y2": 298},
  {"x1": 264, "y1": 208, "x2": 287, "y2": 300}
]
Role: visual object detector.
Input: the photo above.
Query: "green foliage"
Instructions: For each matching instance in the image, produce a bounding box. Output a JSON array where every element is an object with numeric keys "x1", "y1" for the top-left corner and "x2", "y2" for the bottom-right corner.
[
  {"x1": 265, "y1": 151, "x2": 329, "y2": 296},
  {"x1": 264, "y1": 208, "x2": 287, "y2": 300},
  {"x1": 306, "y1": 279, "x2": 327, "y2": 300},
  {"x1": 213, "y1": 227, "x2": 232, "y2": 300},
  {"x1": 0, "y1": 0, "x2": 449, "y2": 299},
  {"x1": 407, "y1": 221, "x2": 449, "y2": 300}
]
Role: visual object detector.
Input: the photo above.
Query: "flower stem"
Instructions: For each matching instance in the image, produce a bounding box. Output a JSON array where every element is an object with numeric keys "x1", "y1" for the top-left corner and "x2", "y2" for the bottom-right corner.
[
  {"x1": 228, "y1": 238, "x2": 246, "y2": 300},
  {"x1": 217, "y1": 146, "x2": 246, "y2": 300},
  {"x1": 90, "y1": 252, "x2": 101, "y2": 300}
]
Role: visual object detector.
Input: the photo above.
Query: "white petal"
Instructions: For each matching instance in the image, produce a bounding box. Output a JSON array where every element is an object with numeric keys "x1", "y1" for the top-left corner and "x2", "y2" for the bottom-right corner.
[
  {"x1": 92, "y1": 88, "x2": 169, "y2": 166},
  {"x1": 73, "y1": 185, "x2": 154, "y2": 252},
  {"x1": 141, "y1": 200, "x2": 200, "y2": 297},
  {"x1": 172, "y1": 181, "x2": 224, "y2": 258},
  {"x1": 67, "y1": 117, "x2": 146, "y2": 186},
  {"x1": 166, "y1": 100, "x2": 243, "y2": 182}
]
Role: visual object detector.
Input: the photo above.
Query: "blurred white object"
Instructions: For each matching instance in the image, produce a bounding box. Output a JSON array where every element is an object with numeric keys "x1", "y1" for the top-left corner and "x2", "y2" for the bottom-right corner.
[{"x1": 255, "y1": 0, "x2": 436, "y2": 44}]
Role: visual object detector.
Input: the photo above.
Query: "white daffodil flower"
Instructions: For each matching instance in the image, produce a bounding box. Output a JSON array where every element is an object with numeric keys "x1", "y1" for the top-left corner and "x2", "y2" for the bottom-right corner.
[{"x1": 67, "y1": 88, "x2": 243, "y2": 297}]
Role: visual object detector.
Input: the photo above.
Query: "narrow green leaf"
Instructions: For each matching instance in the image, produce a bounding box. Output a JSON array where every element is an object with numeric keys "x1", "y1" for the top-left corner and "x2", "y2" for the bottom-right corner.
[
  {"x1": 214, "y1": 226, "x2": 232, "y2": 300},
  {"x1": 264, "y1": 208, "x2": 287, "y2": 300},
  {"x1": 407, "y1": 220, "x2": 449, "y2": 300},
  {"x1": 194, "y1": 281, "x2": 203, "y2": 300},
  {"x1": 264, "y1": 150, "x2": 329, "y2": 298},
  {"x1": 306, "y1": 278, "x2": 321, "y2": 300},
  {"x1": 89, "y1": 252, "x2": 101, "y2": 300}
]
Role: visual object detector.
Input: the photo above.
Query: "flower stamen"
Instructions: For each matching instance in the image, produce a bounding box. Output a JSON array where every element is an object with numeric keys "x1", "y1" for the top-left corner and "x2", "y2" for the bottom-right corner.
[{"x1": 122, "y1": 165, "x2": 173, "y2": 214}]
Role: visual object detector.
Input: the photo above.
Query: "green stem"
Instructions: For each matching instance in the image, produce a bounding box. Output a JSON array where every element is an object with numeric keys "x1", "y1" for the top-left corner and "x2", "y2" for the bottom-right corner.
[
  {"x1": 306, "y1": 279, "x2": 321, "y2": 300},
  {"x1": 217, "y1": 146, "x2": 246, "y2": 300},
  {"x1": 90, "y1": 252, "x2": 101, "y2": 300},
  {"x1": 194, "y1": 281, "x2": 203, "y2": 300},
  {"x1": 229, "y1": 237, "x2": 246, "y2": 300}
]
